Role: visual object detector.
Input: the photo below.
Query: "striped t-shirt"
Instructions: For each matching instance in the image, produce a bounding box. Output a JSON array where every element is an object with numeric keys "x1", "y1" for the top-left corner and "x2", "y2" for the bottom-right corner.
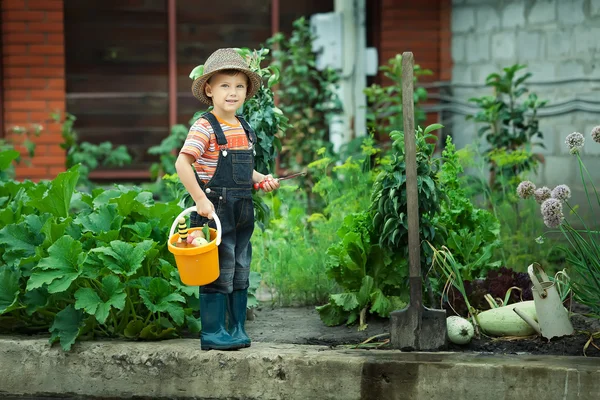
[{"x1": 179, "y1": 113, "x2": 251, "y2": 183}]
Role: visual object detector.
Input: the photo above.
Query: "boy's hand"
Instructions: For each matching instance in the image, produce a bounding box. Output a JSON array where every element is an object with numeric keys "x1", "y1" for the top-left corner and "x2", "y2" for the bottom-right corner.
[
  {"x1": 196, "y1": 197, "x2": 215, "y2": 219},
  {"x1": 258, "y1": 174, "x2": 280, "y2": 193}
]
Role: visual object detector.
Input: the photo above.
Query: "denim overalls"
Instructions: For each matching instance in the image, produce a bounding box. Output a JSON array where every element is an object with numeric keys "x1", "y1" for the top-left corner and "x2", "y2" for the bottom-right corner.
[{"x1": 189, "y1": 112, "x2": 257, "y2": 294}]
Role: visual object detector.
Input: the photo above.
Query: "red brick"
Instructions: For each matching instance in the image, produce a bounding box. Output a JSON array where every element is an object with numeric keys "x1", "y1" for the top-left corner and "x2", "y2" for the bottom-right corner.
[
  {"x1": 4, "y1": 78, "x2": 47, "y2": 89},
  {"x1": 47, "y1": 101, "x2": 66, "y2": 112},
  {"x1": 28, "y1": 0, "x2": 64, "y2": 10},
  {"x1": 3, "y1": 10, "x2": 47, "y2": 21},
  {"x1": 46, "y1": 145, "x2": 67, "y2": 156},
  {"x1": 45, "y1": 11, "x2": 63, "y2": 22},
  {"x1": 34, "y1": 133, "x2": 63, "y2": 144},
  {"x1": 6, "y1": 100, "x2": 48, "y2": 111},
  {"x1": 1, "y1": 0, "x2": 27, "y2": 10},
  {"x1": 29, "y1": 67, "x2": 65, "y2": 78},
  {"x1": 47, "y1": 78, "x2": 65, "y2": 90},
  {"x1": 4, "y1": 90, "x2": 30, "y2": 101},
  {"x1": 29, "y1": 155, "x2": 65, "y2": 166},
  {"x1": 30, "y1": 112, "x2": 54, "y2": 122},
  {"x1": 49, "y1": 166, "x2": 66, "y2": 176},
  {"x1": 2, "y1": 22, "x2": 27, "y2": 32},
  {"x1": 46, "y1": 33, "x2": 64, "y2": 45},
  {"x1": 3, "y1": 55, "x2": 47, "y2": 66},
  {"x1": 14, "y1": 166, "x2": 49, "y2": 178},
  {"x1": 31, "y1": 90, "x2": 64, "y2": 100},
  {"x1": 29, "y1": 44, "x2": 63, "y2": 55},
  {"x1": 4, "y1": 112, "x2": 30, "y2": 123},
  {"x1": 3, "y1": 33, "x2": 46, "y2": 44},
  {"x1": 46, "y1": 55, "x2": 65, "y2": 66},
  {"x1": 28, "y1": 22, "x2": 63, "y2": 33},
  {"x1": 3, "y1": 44, "x2": 28, "y2": 55},
  {"x1": 4, "y1": 67, "x2": 29, "y2": 78}
]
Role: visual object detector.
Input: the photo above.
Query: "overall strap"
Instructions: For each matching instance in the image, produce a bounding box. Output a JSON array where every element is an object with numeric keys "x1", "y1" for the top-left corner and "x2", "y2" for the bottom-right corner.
[
  {"x1": 237, "y1": 115, "x2": 257, "y2": 144},
  {"x1": 201, "y1": 112, "x2": 228, "y2": 146}
]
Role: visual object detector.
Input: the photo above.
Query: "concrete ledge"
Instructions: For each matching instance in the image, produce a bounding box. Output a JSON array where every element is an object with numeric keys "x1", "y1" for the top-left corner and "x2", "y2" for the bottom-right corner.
[{"x1": 0, "y1": 337, "x2": 599, "y2": 400}]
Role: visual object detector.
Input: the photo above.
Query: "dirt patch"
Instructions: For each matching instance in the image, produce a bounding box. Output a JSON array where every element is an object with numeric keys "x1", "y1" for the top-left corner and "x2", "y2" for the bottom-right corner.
[{"x1": 246, "y1": 303, "x2": 600, "y2": 357}]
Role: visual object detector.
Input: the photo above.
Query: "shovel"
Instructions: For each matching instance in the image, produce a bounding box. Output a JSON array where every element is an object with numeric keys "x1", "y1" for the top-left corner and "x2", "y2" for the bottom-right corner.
[{"x1": 389, "y1": 52, "x2": 447, "y2": 351}]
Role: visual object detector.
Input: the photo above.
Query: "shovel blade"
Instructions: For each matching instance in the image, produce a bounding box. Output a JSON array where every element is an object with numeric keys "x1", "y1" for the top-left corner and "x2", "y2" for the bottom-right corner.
[{"x1": 390, "y1": 306, "x2": 447, "y2": 351}]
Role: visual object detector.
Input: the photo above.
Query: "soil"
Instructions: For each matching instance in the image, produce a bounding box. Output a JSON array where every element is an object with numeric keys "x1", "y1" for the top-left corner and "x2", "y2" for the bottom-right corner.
[{"x1": 245, "y1": 303, "x2": 600, "y2": 357}]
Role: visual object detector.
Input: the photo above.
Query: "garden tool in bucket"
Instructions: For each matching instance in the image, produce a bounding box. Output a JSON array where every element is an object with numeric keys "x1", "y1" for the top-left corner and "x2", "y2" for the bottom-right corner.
[
  {"x1": 514, "y1": 263, "x2": 574, "y2": 340},
  {"x1": 389, "y1": 51, "x2": 447, "y2": 351},
  {"x1": 167, "y1": 206, "x2": 222, "y2": 286}
]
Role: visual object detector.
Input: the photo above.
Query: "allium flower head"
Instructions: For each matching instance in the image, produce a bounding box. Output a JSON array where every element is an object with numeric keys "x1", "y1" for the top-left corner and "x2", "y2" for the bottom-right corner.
[
  {"x1": 591, "y1": 126, "x2": 600, "y2": 143},
  {"x1": 551, "y1": 184, "x2": 571, "y2": 201},
  {"x1": 541, "y1": 198, "x2": 564, "y2": 228},
  {"x1": 565, "y1": 132, "x2": 585, "y2": 154},
  {"x1": 534, "y1": 186, "x2": 551, "y2": 204},
  {"x1": 517, "y1": 180, "x2": 536, "y2": 199}
]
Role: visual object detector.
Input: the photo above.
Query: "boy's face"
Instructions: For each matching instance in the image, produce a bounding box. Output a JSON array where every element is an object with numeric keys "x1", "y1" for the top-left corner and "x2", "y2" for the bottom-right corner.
[{"x1": 205, "y1": 72, "x2": 249, "y2": 116}]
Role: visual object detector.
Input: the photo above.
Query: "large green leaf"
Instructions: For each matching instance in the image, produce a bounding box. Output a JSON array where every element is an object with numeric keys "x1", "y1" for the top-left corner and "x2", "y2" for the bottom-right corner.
[
  {"x1": 27, "y1": 235, "x2": 84, "y2": 293},
  {"x1": 0, "y1": 267, "x2": 21, "y2": 314},
  {"x1": 139, "y1": 277, "x2": 185, "y2": 325},
  {"x1": 90, "y1": 240, "x2": 155, "y2": 277},
  {"x1": 74, "y1": 275, "x2": 126, "y2": 324},
  {"x1": 330, "y1": 292, "x2": 359, "y2": 312},
  {"x1": 0, "y1": 149, "x2": 19, "y2": 171},
  {"x1": 23, "y1": 287, "x2": 49, "y2": 315},
  {"x1": 35, "y1": 165, "x2": 80, "y2": 218},
  {"x1": 0, "y1": 219, "x2": 45, "y2": 267},
  {"x1": 75, "y1": 204, "x2": 124, "y2": 234},
  {"x1": 49, "y1": 305, "x2": 85, "y2": 351}
]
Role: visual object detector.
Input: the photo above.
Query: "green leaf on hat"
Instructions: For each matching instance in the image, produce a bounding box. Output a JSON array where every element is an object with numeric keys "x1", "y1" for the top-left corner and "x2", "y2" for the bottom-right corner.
[
  {"x1": 74, "y1": 275, "x2": 126, "y2": 324},
  {"x1": 189, "y1": 65, "x2": 204, "y2": 80}
]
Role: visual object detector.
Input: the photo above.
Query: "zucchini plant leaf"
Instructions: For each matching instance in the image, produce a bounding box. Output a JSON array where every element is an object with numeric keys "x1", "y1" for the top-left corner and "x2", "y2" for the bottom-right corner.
[
  {"x1": 27, "y1": 235, "x2": 84, "y2": 293},
  {"x1": 74, "y1": 275, "x2": 126, "y2": 324},
  {"x1": 35, "y1": 165, "x2": 80, "y2": 218},
  {"x1": 90, "y1": 240, "x2": 155, "y2": 277},
  {"x1": 75, "y1": 204, "x2": 124, "y2": 233},
  {"x1": 139, "y1": 277, "x2": 185, "y2": 325},
  {"x1": 370, "y1": 289, "x2": 392, "y2": 317},
  {"x1": 49, "y1": 305, "x2": 85, "y2": 351},
  {"x1": 330, "y1": 292, "x2": 359, "y2": 312},
  {"x1": 0, "y1": 267, "x2": 21, "y2": 314}
]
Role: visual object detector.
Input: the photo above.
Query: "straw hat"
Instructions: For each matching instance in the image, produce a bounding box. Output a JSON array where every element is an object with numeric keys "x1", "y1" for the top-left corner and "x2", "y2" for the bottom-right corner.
[{"x1": 191, "y1": 48, "x2": 262, "y2": 105}]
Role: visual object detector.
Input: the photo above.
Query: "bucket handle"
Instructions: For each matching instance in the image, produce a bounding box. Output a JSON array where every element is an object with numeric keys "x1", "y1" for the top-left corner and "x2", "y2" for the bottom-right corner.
[
  {"x1": 528, "y1": 262, "x2": 549, "y2": 299},
  {"x1": 168, "y1": 207, "x2": 221, "y2": 246}
]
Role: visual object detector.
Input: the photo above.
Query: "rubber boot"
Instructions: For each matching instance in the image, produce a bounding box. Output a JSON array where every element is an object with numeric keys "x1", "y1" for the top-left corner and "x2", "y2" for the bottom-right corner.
[
  {"x1": 227, "y1": 289, "x2": 251, "y2": 347},
  {"x1": 200, "y1": 292, "x2": 245, "y2": 350}
]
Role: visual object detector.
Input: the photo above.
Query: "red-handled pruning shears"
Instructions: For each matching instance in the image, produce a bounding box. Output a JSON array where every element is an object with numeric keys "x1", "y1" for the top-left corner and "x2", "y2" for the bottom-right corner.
[{"x1": 253, "y1": 172, "x2": 306, "y2": 190}]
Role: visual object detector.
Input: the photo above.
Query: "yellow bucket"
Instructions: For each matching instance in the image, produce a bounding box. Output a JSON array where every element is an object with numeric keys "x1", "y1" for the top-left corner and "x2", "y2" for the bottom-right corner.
[{"x1": 167, "y1": 207, "x2": 222, "y2": 286}]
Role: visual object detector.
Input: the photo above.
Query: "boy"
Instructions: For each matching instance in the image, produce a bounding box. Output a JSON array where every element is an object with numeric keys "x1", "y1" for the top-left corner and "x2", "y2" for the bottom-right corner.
[{"x1": 175, "y1": 48, "x2": 280, "y2": 350}]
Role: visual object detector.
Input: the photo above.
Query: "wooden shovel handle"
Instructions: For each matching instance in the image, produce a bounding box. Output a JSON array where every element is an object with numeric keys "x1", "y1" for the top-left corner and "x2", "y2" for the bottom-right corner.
[{"x1": 402, "y1": 52, "x2": 423, "y2": 306}]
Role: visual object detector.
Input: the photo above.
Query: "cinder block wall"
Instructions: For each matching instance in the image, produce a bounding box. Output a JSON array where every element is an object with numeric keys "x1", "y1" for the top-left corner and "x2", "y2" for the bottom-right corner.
[
  {"x1": 450, "y1": 0, "x2": 600, "y2": 215},
  {"x1": 1, "y1": 0, "x2": 66, "y2": 181}
]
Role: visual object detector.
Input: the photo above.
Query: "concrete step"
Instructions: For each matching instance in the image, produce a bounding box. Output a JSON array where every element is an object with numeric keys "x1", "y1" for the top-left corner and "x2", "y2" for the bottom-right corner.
[{"x1": 0, "y1": 337, "x2": 598, "y2": 400}]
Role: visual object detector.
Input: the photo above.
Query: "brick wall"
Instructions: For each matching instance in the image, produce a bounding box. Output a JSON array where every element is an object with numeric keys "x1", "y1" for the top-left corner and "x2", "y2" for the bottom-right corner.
[
  {"x1": 378, "y1": 0, "x2": 452, "y2": 127},
  {"x1": 1, "y1": 0, "x2": 66, "y2": 181}
]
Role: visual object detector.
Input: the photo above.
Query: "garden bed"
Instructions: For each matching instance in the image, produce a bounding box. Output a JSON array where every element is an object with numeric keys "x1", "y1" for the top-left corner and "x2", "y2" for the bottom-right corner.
[{"x1": 246, "y1": 303, "x2": 600, "y2": 357}]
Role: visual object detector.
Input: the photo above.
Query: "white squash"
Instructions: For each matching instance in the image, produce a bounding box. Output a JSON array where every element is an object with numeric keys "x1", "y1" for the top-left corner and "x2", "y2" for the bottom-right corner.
[
  {"x1": 447, "y1": 316, "x2": 474, "y2": 345},
  {"x1": 476, "y1": 301, "x2": 537, "y2": 337}
]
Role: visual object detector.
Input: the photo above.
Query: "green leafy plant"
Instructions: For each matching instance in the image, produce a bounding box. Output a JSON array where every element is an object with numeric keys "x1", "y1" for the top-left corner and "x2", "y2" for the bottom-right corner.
[
  {"x1": 371, "y1": 125, "x2": 444, "y2": 269},
  {"x1": 435, "y1": 136, "x2": 502, "y2": 280},
  {"x1": 467, "y1": 64, "x2": 547, "y2": 190},
  {"x1": 0, "y1": 122, "x2": 43, "y2": 179},
  {"x1": 267, "y1": 17, "x2": 342, "y2": 171},
  {"x1": 364, "y1": 54, "x2": 431, "y2": 139},
  {"x1": 317, "y1": 125, "x2": 445, "y2": 329},
  {"x1": 54, "y1": 112, "x2": 132, "y2": 190},
  {"x1": 0, "y1": 164, "x2": 200, "y2": 351}
]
